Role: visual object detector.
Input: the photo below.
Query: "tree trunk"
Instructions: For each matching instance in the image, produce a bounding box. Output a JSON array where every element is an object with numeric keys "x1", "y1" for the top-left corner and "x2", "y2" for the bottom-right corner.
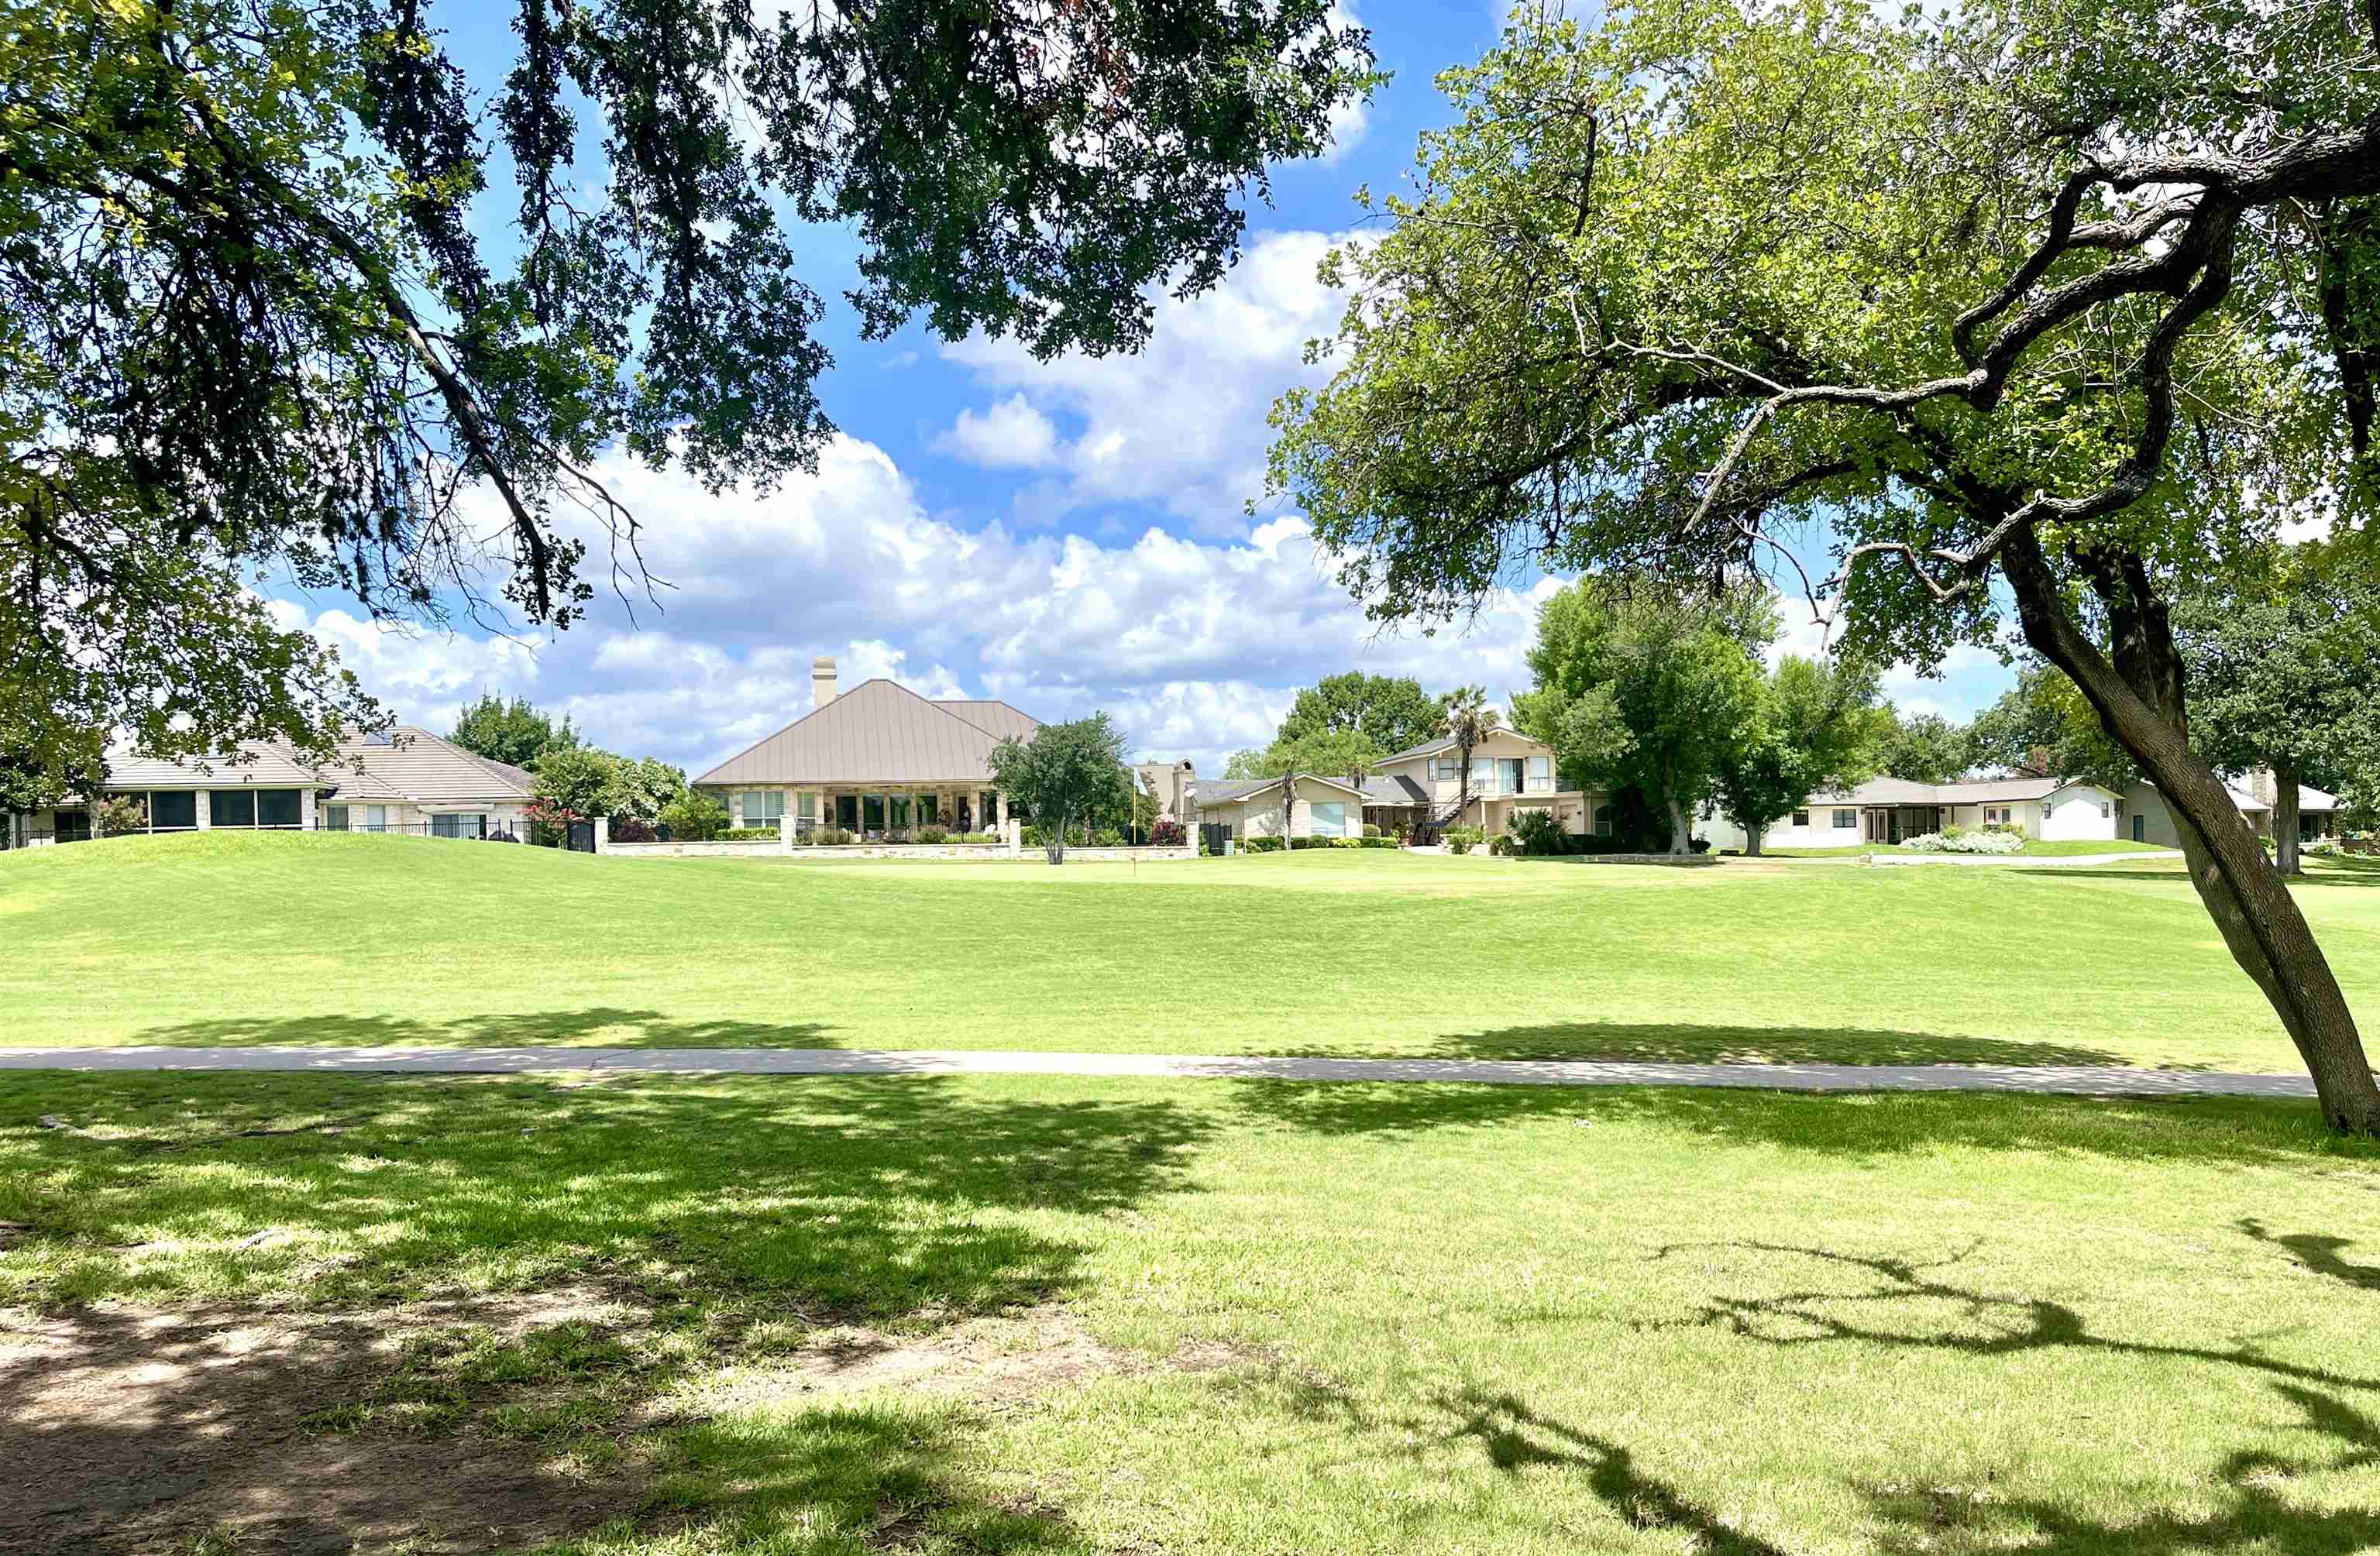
[
  {"x1": 2275, "y1": 764, "x2": 2303, "y2": 877},
  {"x1": 1665, "y1": 794, "x2": 1690, "y2": 856},
  {"x1": 2003, "y1": 531, "x2": 2380, "y2": 1132},
  {"x1": 1744, "y1": 822, "x2": 1766, "y2": 857},
  {"x1": 1046, "y1": 805, "x2": 1064, "y2": 866}
]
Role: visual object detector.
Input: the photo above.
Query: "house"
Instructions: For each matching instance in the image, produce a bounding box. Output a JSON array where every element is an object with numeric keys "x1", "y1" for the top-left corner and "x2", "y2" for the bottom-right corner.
[
  {"x1": 1697, "y1": 774, "x2": 2129, "y2": 850},
  {"x1": 1695, "y1": 765, "x2": 2343, "y2": 850},
  {"x1": 1188, "y1": 727, "x2": 1603, "y2": 845},
  {"x1": 2121, "y1": 772, "x2": 2341, "y2": 847},
  {"x1": 3, "y1": 727, "x2": 535, "y2": 847},
  {"x1": 1358, "y1": 728, "x2": 1601, "y2": 839},
  {"x1": 690, "y1": 658, "x2": 1040, "y2": 836}
]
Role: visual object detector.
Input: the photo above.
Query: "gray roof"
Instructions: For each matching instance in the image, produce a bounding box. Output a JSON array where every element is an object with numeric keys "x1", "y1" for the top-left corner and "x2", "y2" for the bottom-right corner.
[
  {"x1": 695, "y1": 680, "x2": 1041, "y2": 786},
  {"x1": 94, "y1": 728, "x2": 533, "y2": 804},
  {"x1": 1362, "y1": 774, "x2": 1431, "y2": 805},
  {"x1": 1191, "y1": 773, "x2": 1369, "y2": 805},
  {"x1": 1376, "y1": 734, "x2": 1457, "y2": 764}
]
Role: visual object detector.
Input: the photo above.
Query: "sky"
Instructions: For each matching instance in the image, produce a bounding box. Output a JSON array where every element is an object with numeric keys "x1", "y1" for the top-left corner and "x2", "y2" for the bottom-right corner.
[{"x1": 260, "y1": 0, "x2": 2019, "y2": 780}]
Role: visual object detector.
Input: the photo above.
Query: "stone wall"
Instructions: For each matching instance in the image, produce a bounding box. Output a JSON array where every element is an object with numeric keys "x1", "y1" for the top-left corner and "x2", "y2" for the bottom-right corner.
[{"x1": 601, "y1": 839, "x2": 1199, "y2": 863}]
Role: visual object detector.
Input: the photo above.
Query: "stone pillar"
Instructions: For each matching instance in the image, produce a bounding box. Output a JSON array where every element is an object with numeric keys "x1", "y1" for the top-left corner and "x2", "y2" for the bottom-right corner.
[
  {"x1": 1003, "y1": 816, "x2": 1022, "y2": 857},
  {"x1": 195, "y1": 789, "x2": 212, "y2": 830},
  {"x1": 300, "y1": 788, "x2": 318, "y2": 831},
  {"x1": 778, "y1": 808, "x2": 793, "y2": 852},
  {"x1": 594, "y1": 816, "x2": 610, "y2": 854}
]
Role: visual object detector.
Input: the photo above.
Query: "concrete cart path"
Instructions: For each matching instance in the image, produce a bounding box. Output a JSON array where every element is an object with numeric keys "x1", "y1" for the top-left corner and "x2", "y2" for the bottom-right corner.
[{"x1": 0, "y1": 1046, "x2": 2315, "y2": 1097}]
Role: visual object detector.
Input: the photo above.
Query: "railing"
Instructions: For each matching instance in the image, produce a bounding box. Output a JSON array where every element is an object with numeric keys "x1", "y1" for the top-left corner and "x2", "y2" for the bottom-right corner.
[{"x1": 314, "y1": 819, "x2": 525, "y2": 841}]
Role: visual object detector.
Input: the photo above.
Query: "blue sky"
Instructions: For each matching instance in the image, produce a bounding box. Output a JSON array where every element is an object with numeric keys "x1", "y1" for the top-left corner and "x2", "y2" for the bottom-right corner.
[{"x1": 263, "y1": 0, "x2": 2016, "y2": 778}]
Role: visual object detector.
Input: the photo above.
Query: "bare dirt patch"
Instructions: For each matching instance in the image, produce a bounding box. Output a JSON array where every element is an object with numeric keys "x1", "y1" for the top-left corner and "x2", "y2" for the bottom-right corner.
[
  {"x1": 0, "y1": 1290, "x2": 652, "y2": 1556},
  {"x1": 651, "y1": 1303, "x2": 1123, "y2": 1419},
  {"x1": 1, "y1": 1292, "x2": 1137, "y2": 1554}
]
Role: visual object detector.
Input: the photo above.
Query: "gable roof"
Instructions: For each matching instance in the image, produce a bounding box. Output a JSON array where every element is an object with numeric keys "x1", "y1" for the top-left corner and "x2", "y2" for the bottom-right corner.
[
  {"x1": 94, "y1": 728, "x2": 532, "y2": 804},
  {"x1": 1191, "y1": 773, "x2": 1370, "y2": 805},
  {"x1": 695, "y1": 680, "x2": 1035, "y2": 786}
]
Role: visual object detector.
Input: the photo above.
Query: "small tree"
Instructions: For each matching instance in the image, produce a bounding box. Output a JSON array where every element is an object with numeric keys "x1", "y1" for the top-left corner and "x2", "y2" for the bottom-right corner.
[
  {"x1": 93, "y1": 794, "x2": 150, "y2": 837},
  {"x1": 2174, "y1": 559, "x2": 2380, "y2": 876},
  {"x1": 658, "y1": 793, "x2": 729, "y2": 843},
  {"x1": 531, "y1": 745, "x2": 625, "y2": 823},
  {"x1": 1714, "y1": 657, "x2": 1890, "y2": 857},
  {"x1": 1440, "y1": 685, "x2": 1499, "y2": 833},
  {"x1": 448, "y1": 696, "x2": 581, "y2": 772},
  {"x1": 1522, "y1": 584, "x2": 1768, "y2": 856},
  {"x1": 989, "y1": 715, "x2": 1130, "y2": 864},
  {"x1": 610, "y1": 757, "x2": 690, "y2": 825},
  {"x1": 1876, "y1": 713, "x2": 1971, "y2": 786}
]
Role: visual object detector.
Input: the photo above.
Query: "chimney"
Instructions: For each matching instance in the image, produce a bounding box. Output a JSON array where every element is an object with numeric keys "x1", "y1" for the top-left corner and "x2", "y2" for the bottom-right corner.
[
  {"x1": 2248, "y1": 768, "x2": 2278, "y2": 805},
  {"x1": 811, "y1": 656, "x2": 837, "y2": 710}
]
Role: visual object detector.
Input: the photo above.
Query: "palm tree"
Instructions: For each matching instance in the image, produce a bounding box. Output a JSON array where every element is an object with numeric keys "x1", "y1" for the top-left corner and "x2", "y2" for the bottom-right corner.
[{"x1": 1441, "y1": 685, "x2": 1501, "y2": 833}]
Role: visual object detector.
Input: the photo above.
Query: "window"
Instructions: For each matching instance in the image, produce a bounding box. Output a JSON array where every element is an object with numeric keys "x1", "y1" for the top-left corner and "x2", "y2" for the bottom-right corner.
[
  {"x1": 54, "y1": 808, "x2": 91, "y2": 843},
  {"x1": 325, "y1": 805, "x2": 349, "y2": 831},
  {"x1": 740, "y1": 792, "x2": 784, "y2": 830},
  {"x1": 979, "y1": 790, "x2": 1001, "y2": 824},
  {"x1": 1791, "y1": 809, "x2": 1810, "y2": 828},
  {"x1": 920, "y1": 794, "x2": 938, "y2": 824},
  {"x1": 1435, "y1": 757, "x2": 1460, "y2": 779},
  {"x1": 431, "y1": 813, "x2": 487, "y2": 839},
  {"x1": 2100, "y1": 801, "x2": 2111, "y2": 819},
  {"x1": 1832, "y1": 809, "x2": 1858, "y2": 830},
  {"x1": 1525, "y1": 755, "x2": 1551, "y2": 788},
  {"x1": 1498, "y1": 757, "x2": 1525, "y2": 794},
  {"x1": 209, "y1": 790, "x2": 256, "y2": 827},
  {"x1": 1594, "y1": 804, "x2": 1616, "y2": 837},
  {"x1": 797, "y1": 792, "x2": 817, "y2": 820},
  {"x1": 1310, "y1": 801, "x2": 1347, "y2": 837},
  {"x1": 150, "y1": 791, "x2": 197, "y2": 830},
  {"x1": 2042, "y1": 804, "x2": 2055, "y2": 827},
  {"x1": 359, "y1": 805, "x2": 387, "y2": 833},
  {"x1": 889, "y1": 795, "x2": 912, "y2": 828},
  {"x1": 256, "y1": 790, "x2": 301, "y2": 828}
]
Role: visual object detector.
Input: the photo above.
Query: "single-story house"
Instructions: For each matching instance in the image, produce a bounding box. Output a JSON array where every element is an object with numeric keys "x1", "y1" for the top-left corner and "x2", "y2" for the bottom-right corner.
[
  {"x1": 690, "y1": 658, "x2": 1040, "y2": 836},
  {"x1": 1187, "y1": 773, "x2": 1374, "y2": 843},
  {"x1": 3, "y1": 727, "x2": 535, "y2": 847},
  {"x1": 2121, "y1": 772, "x2": 2340, "y2": 847},
  {"x1": 1698, "y1": 775, "x2": 2130, "y2": 850}
]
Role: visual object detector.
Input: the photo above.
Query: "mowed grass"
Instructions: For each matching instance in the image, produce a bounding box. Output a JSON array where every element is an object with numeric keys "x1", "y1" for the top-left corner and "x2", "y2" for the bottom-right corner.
[
  {"x1": 5, "y1": 831, "x2": 2380, "y2": 1071},
  {"x1": 2, "y1": 1071, "x2": 2375, "y2": 1553},
  {"x1": 1763, "y1": 838, "x2": 2168, "y2": 857}
]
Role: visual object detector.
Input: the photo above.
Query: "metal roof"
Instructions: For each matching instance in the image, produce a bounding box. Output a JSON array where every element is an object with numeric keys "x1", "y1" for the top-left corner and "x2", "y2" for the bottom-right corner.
[
  {"x1": 694, "y1": 679, "x2": 1040, "y2": 786},
  {"x1": 934, "y1": 699, "x2": 1041, "y2": 744}
]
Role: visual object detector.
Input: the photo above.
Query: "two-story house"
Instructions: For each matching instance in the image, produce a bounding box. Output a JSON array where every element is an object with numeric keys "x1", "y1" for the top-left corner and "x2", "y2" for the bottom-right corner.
[{"x1": 1358, "y1": 730, "x2": 1601, "y2": 839}]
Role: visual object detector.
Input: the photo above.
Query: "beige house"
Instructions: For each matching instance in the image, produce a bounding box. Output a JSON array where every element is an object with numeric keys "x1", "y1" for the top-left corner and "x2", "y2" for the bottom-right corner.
[
  {"x1": 690, "y1": 658, "x2": 1039, "y2": 836},
  {"x1": 3, "y1": 727, "x2": 535, "y2": 847},
  {"x1": 1358, "y1": 729, "x2": 1601, "y2": 839},
  {"x1": 2121, "y1": 771, "x2": 2340, "y2": 847},
  {"x1": 1699, "y1": 774, "x2": 2128, "y2": 850},
  {"x1": 1188, "y1": 773, "x2": 1372, "y2": 843}
]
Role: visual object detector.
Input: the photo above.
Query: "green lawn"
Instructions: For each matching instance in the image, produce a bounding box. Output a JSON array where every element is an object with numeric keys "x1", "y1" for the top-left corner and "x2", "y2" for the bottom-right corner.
[
  {"x1": 5, "y1": 831, "x2": 2379, "y2": 1072},
  {"x1": 3, "y1": 1071, "x2": 2375, "y2": 1554},
  {"x1": 1761, "y1": 838, "x2": 2171, "y2": 857}
]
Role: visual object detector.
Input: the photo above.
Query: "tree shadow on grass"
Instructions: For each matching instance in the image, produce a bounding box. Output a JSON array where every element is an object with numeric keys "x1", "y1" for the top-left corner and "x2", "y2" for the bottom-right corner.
[
  {"x1": 126, "y1": 1008, "x2": 842, "y2": 1048},
  {"x1": 5, "y1": 1070, "x2": 1209, "y2": 1316},
  {"x1": 2238, "y1": 1218, "x2": 2380, "y2": 1293},
  {"x1": 1226, "y1": 1079, "x2": 2358, "y2": 1166},
  {"x1": 1422, "y1": 1021, "x2": 2138, "y2": 1067}
]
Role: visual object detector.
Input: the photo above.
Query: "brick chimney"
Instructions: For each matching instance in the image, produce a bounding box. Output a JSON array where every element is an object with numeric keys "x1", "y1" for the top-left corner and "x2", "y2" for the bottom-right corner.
[
  {"x1": 2248, "y1": 768, "x2": 2278, "y2": 805},
  {"x1": 811, "y1": 656, "x2": 837, "y2": 710}
]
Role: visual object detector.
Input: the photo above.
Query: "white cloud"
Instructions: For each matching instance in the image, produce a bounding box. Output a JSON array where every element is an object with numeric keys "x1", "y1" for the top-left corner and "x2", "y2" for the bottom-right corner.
[
  {"x1": 931, "y1": 393, "x2": 1060, "y2": 470},
  {"x1": 299, "y1": 435, "x2": 1549, "y2": 776},
  {"x1": 1315, "y1": 3, "x2": 1371, "y2": 166},
  {"x1": 935, "y1": 228, "x2": 1350, "y2": 534}
]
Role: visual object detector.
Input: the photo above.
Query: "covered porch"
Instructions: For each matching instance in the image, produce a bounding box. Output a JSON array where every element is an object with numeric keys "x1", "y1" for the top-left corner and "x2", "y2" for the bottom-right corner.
[
  {"x1": 1862, "y1": 805, "x2": 1944, "y2": 845},
  {"x1": 723, "y1": 784, "x2": 1011, "y2": 840}
]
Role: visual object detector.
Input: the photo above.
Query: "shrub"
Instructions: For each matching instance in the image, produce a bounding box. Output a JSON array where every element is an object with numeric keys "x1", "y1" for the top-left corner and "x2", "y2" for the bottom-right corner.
[
  {"x1": 659, "y1": 794, "x2": 728, "y2": 842},
  {"x1": 1092, "y1": 826, "x2": 1126, "y2": 847},
  {"x1": 1243, "y1": 835, "x2": 1286, "y2": 852},
  {"x1": 719, "y1": 826, "x2": 779, "y2": 841},
  {"x1": 93, "y1": 795, "x2": 150, "y2": 836},
  {"x1": 1902, "y1": 830, "x2": 2022, "y2": 854},
  {"x1": 1982, "y1": 821, "x2": 2029, "y2": 839},
  {"x1": 1508, "y1": 808, "x2": 1567, "y2": 857},
  {"x1": 609, "y1": 816, "x2": 656, "y2": 843},
  {"x1": 917, "y1": 825, "x2": 948, "y2": 844},
  {"x1": 1360, "y1": 835, "x2": 1398, "y2": 848},
  {"x1": 1446, "y1": 825, "x2": 1487, "y2": 855},
  {"x1": 1149, "y1": 819, "x2": 1186, "y2": 847},
  {"x1": 1021, "y1": 823, "x2": 1089, "y2": 847},
  {"x1": 1362, "y1": 823, "x2": 1381, "y2": 839},
  {"x1": 813, "y1": 826, "x2": 855, "y2": 845}
]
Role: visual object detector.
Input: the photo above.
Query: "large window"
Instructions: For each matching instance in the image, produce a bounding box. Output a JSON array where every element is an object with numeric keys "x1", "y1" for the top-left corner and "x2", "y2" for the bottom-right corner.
[
  {"x1": 797, "y1": 792, "x2": 817, "y2": 820},
  {"x1": 979, "y1": 790, "x2": 1001, "y2": 825},
  {"x1": 889, "y1": 795, "x2": 912, "y2": 829},
  {"x1": 209, "y1": 790, "x2": 256, "y2": 827},
  {"x1": 1497, "y1": 757, "x2": 1525, "y2": 794},
  {"x1": 1435, "y1": 758, "x2": 1460, "y2": 779},
  {"x1": 1525, "y1": 755, "x2": 1551, "y2": 788},
  {"x1": 1832, "y1": 809, "x2": 1859, "y2": 830},
  {"x1": 1593, "y1": 804, "x2": 1615, "y2": 837},
  {"x1": 1310, "y1": 801, "x2": 1347, "y2": 837},
  {"x1": 740, "y1": 792, "x2": 784, "y2": 830},
  {"x1": 150, "y1": 792, "x2": 198, "y2": 830},
  {"x1": 919, "y1": 794, "x2": 938, "y2": 825},
  {"x1": 256, "y1": 790, "x2": 301, "y2": 828},
  {"x1": 431, "y1": 813, "x2": 487, "y2": 839}
]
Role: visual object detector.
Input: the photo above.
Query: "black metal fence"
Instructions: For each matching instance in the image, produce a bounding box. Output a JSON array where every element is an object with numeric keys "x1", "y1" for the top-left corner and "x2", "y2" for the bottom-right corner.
[{"x1": 312, "y1": 819, "x2": 528, "y2": 842}]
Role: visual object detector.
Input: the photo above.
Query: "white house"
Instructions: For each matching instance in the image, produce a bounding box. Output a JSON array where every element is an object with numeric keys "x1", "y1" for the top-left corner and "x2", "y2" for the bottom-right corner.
[{"x1": 1697, "y1": 774, "x2": 2127, "y2": 850}]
